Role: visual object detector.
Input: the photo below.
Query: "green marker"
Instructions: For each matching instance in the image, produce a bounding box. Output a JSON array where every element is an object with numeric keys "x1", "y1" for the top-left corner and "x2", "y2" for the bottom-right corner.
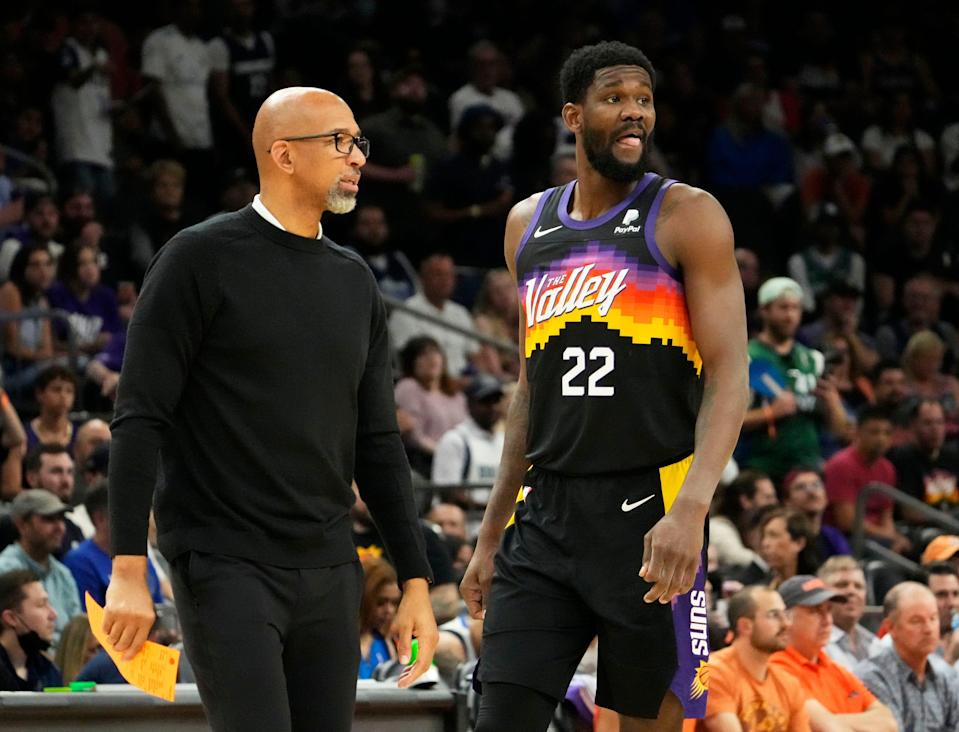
[
  {"x1": 43, "y1": 687, "x2": 72, "y2": 693},
  {"x1": 407, "y1": 638, "x2": 419, "y2": 666},
  {"x1": 70, "y1": 681, "x2": 96, "y2": 692}
]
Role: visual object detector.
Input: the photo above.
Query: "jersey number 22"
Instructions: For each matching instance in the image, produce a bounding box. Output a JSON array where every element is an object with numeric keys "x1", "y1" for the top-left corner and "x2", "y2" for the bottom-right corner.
[{"x1": 562, "y1": 346, "x2": 615, "y2": 397}]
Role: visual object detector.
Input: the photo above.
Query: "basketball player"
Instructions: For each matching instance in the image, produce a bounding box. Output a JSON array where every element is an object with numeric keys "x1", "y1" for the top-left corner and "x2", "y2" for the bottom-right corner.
[{"x1": 460, "y1": 42, "x2": 749, "y2": 732}]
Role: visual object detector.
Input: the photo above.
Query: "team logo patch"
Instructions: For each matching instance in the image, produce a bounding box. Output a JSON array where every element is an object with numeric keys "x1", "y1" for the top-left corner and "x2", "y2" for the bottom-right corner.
[{"x1": 690, "y1": 660, "x2": 709, "y2": 700}]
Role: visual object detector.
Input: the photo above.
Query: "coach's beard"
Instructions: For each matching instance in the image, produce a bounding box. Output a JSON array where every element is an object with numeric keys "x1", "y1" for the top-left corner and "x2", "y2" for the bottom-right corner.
[
  {"x1": 326, "y1": 179, "x2": 358, "y2": 214},
  {"x1": 583, "y1": 125, "x2": 651, "y2": 183}
]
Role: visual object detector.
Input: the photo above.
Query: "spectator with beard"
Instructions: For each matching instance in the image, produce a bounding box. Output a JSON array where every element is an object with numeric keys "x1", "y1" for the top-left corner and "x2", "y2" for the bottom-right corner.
[
  {"x1": 699, "y1": 585, "x2": 808, "y2": 731},
  {"x1": 890, "y1": 399, "x2": 959, "y2": 519},
  {"x1": 0, "y1": 195, "x2": 64, "y2": 281},
  {"x1": 58, "y1": 190, "x2": 96, "y2": 246},
  {"x1": 783, "y1": 468, "x2": 850, "y2": 560},
  {"x1": 819, "y1": 556, "x2": 883, "y2": 671},
  {"x1": 424, "y1": 104, "x2": 513, "y2": 268},
  {"x1": 741, "y1": 277, "x2": 848, "y2": 483},
  {"x1": 345, "y1": 203, "x2": 418, "y2": 302}
]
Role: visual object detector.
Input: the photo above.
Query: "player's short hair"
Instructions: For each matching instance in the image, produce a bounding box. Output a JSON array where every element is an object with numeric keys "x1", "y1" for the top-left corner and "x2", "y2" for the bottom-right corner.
[{"x1": 559, "y1": 41, "x2": 656, "y2": 104}]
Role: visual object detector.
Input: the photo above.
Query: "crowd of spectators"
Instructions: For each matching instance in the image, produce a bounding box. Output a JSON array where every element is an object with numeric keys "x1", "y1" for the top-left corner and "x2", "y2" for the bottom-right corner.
[{"x1": 1, "y1": 1, "x2": 959, "y2": 729}]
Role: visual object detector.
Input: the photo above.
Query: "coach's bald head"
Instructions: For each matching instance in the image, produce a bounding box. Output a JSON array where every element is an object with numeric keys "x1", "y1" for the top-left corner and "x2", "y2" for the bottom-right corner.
[{"x1": 252, "y1": 87, "x2": 365, "y2": 230}]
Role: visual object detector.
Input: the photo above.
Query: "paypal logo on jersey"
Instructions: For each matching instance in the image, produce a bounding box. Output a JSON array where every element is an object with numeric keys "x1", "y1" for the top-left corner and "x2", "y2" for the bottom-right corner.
[{"x1": 614, "y1": 208, "x2": 642, "y2": 235}]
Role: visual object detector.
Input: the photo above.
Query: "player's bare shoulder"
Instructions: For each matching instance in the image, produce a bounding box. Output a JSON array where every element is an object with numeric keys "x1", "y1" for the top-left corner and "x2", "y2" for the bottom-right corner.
[
  {"x1": 504, "y1": 191, "x2": 546, "y2": 274},
  {"x1": 655, "y1": 183, "x2": 734, "y2": 268}
]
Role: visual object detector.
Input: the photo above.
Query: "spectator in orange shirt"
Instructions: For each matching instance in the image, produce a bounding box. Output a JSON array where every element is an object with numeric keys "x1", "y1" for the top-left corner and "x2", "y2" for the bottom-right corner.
[
  {"x1": 699, "y1": 585, "x2": 810, "y2": 732},
  {"x1": 770, "y1": 574, "x2": 897, "y2": 732}
]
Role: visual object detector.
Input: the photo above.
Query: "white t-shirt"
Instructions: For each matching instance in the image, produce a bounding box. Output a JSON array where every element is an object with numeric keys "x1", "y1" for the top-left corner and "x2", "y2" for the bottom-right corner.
[
  {"x1": 51, "y1": 38, "x2": 113, "y2": 168},
  {"x1": 388, "y1": 292, "x2": 478, "y2": 377},
  {"x1": 860, "y1": 125, "x2": 935, "y2": 170},
  {"x1": 449, "y1": 83, "x2": 525, "y2": 161},
  {"x1": 141, "y1": 24, "x2": 214, "y2": 150},
  {"x1": 431, "y1": 417, "x2": 504, "y2": 495}
]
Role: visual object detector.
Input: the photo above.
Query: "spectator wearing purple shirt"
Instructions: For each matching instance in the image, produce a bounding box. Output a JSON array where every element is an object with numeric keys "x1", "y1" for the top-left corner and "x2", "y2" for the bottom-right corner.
[
  {"x1": 783, "y1": 467, "x2": 851, "y2": 561},
  {"x1": 46, "y1": 241, "x2": 120, "y2": 355}
]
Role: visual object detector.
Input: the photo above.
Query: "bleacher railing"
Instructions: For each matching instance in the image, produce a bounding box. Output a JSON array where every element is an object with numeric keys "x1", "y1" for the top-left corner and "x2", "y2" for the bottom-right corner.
[
  {"x1": 0, "y1": 308, "x2": 83, "y2": 404},
  {"x1": 382, "y1": 294, "x2": 519, "y2": 355},
  {"x1": 852, "y1": 481, "x2": 959, "y2": 574}
]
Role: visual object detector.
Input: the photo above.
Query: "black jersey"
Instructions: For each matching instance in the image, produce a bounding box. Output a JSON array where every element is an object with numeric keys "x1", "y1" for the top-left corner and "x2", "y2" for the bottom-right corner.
[
  {"x1": 516, "y1": 173, "x2": 703, "y2": 474},
  {"x1": 221, "y1": 30, "x2": 275, "y2": 124}
]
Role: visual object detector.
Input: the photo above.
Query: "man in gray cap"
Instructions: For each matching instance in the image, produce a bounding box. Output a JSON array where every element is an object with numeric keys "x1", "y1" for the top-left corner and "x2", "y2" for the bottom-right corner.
[
  {"x1": 770, "y1": 574, "x2": 897, "y2": 732},
  {"x1": 740, "y1": 276, "x2": 849, "y2": 482},
  {"x1": 0, "y1": 491, "x2": 81, "y2": 647}
]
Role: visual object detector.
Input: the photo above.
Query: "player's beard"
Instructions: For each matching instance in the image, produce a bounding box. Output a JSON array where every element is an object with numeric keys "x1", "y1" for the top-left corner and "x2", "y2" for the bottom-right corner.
[
  {"x1": 582, "y1": 123, "x2": 651, "y2": 183},
  {"x1": 326, "y1": 180, "x2": 358, "y2": 214}
]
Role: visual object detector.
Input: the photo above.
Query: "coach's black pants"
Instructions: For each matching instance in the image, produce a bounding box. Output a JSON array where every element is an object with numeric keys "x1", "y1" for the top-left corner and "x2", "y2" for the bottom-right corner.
[{"x1": 170, "y1": 551, "x2": 363, "y2": 732}]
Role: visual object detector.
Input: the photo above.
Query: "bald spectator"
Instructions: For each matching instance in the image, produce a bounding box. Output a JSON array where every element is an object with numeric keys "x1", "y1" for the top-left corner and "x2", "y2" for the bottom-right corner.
[
  {"x1": 699, "y1": 585, "x2": 809, "y2": 731},
  {"x1": 770, "y1": 574, "x2": 896, "y2": 731},
  {"x1": 387, "y1": 253, "x2": 478, "y2": 376},
  {"x1": 926, "y1": 563, "x2": 959, "y2": 665},
  {"x1": 819, "y1": 556, "x2": 882, "y2": 670},
  {"x1": 427, "y1": 503, "x2": 467, "y2": 542},
  {"x1": 857, "y1": 582, "x2": 959, "y2": 732},
  {"x1": 71, "y1": 418, "x2": 110, "y2": 505}
]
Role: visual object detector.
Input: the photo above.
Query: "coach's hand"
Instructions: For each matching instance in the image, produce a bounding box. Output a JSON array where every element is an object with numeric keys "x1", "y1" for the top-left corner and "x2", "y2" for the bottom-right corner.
[
  {"x1": 393, "y1": 578, "x2": 438, "y2": 688},
  {"x1": 104, "y1": 556, "x2": 156, "y2": 661},
  {"x1": 460, "y1": 541, "x2": 495, "y2": 620},
  {"x1": 639, "y1": 505, "x2": 704, "y2": 604}
]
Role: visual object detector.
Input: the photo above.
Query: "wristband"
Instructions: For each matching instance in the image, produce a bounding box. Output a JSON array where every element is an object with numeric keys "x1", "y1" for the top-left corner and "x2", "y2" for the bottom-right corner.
[
  {"x1": 762, "y1": 403, "x2": 777, "y2": 439},
  {"x1": 0, "y1": 391, "x2": 10, "y2": 410}
]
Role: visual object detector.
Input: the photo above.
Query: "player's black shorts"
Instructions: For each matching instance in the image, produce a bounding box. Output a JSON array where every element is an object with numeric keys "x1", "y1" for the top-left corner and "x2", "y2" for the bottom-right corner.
[{"x1": 479, "y1": 454, "x2": 710, "y2": 719}]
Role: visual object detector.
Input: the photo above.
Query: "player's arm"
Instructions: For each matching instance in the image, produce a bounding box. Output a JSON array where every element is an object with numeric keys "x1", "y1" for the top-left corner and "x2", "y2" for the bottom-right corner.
[
  {"x1": 460, "y1": 193, "x2": 540, "y2": 619},
  {"x1": 639, "y1": 186, "x2": 749, "y2": 603}
]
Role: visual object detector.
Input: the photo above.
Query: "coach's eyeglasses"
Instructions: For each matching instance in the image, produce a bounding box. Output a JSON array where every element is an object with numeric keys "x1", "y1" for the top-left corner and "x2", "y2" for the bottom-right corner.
[{"x1": 268, "y1": 131, "x2": 370, "y2": 158}]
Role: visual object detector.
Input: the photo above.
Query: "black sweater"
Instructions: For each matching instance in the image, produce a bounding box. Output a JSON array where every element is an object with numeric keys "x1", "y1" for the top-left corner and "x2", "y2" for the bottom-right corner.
[{"x1": 108, "y1": 205, "x2": 431, "y2": 584}]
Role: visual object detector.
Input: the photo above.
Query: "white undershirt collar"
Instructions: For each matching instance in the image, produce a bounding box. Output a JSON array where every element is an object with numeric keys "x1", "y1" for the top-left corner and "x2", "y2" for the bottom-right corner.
[{"x1": 252, "y1": 194, "x2": 323, "y2": 239}]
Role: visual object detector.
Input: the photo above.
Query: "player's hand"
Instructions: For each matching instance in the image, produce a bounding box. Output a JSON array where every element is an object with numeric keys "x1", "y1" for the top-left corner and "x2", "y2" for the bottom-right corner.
[
  {"x1": 392, "y1": 578, "x2": 438, "y2": 688},
  {"x1": 104, "y1": 557, "x2": 156, "y2": 661},
  {"x1": 639, "y1": 507, "x2": 704, "y2": 604},
  {"x1": 460, "y1": 542, "x2": 496, "y2": 620}
]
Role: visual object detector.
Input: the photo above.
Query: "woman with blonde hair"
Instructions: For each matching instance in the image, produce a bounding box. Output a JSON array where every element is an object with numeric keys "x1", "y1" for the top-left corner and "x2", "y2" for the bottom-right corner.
[
  {"x1": 358, "y1": 557, "x2": 401, "y2": 679},
  {"x1": 472, "y1": 268, "x2": 520, "y2": 380},
  {"x1": 54, "y1": 615, "x2": 99, "y2": 683},
  {"x1": 901, "y1": 329, "x2": 959, "y2": 436}
]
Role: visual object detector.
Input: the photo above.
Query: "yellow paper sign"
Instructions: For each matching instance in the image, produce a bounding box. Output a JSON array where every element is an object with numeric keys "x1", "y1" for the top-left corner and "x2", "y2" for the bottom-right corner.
[{"x1": 85, "y1": 593, "x2": 180, "y2": 702}]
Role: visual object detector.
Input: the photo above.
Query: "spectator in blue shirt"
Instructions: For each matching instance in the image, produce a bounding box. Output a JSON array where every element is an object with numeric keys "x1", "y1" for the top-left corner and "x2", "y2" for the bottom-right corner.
[{"x1": 64, "y1": 483, "x2": 164, "y2": 607}]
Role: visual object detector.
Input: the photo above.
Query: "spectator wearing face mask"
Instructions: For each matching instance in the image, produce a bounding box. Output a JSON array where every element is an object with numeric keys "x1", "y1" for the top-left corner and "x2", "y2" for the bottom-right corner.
[{"x1": 0, "y1": 569, "x2": 62, "y2": 691}]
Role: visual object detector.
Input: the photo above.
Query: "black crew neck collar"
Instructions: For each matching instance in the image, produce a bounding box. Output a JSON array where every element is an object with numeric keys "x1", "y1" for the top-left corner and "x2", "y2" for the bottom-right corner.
[{"x1": 241, "y1": 205, "x2": 328, "y2": 254}]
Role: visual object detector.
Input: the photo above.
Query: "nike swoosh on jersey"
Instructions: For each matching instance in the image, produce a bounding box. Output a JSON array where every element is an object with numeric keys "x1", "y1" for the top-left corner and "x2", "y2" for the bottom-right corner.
[
  {"x1": 533, "y1": 225, "x2": 563, "y2": 238},
  {"x1": 621, "y1": 495, "x2": 656, "y2": 512}
]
